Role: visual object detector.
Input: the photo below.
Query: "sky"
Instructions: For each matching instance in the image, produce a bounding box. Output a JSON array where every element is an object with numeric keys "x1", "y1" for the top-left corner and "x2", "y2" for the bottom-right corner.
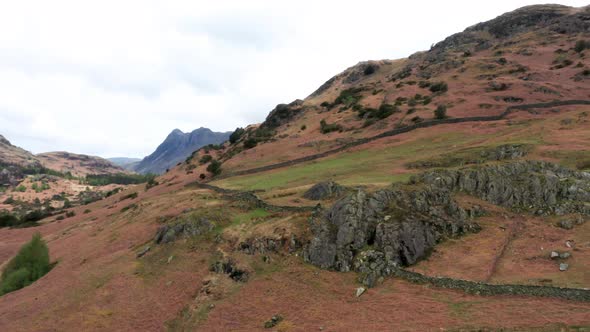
[{"x1": 0, "y1": 0, "x2": 587, "y2": 158}]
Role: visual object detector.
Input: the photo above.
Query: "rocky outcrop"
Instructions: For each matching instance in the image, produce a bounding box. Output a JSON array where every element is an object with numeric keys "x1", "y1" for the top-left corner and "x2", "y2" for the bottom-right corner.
[
  {"x1": 416, "y1": 161, "x2": 590, "y2": 215},
  {"x1": 259, "y1": 100, "x2": 304, "y2": 131},
  {"x1": 304, "y1": 185, "x2": 481, "y2": 287},
  {"x1": 303, "y1": 181, "x2": 346, "y2": 200},
  {"x1": 154, "y1": 217, "x2": 213, "y2": 244},
  {"x1": 305, "y1": 161, "x2": 590, "y2": 287},
  {"x1": 210, "y1": 257, "x2": 249, "y2": 282}
]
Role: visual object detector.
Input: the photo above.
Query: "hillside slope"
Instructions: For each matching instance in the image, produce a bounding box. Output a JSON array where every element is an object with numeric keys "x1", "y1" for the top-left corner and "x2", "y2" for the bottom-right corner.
[
  {"x1": 36, "y1": 152, "x2": 127, "y2": 177},
  {"x1": 134, "y1": 128, "x2": 231, "y2": 174},
  {"x1": 0, "y1": 5, "x2": 590, "y2": 332}
]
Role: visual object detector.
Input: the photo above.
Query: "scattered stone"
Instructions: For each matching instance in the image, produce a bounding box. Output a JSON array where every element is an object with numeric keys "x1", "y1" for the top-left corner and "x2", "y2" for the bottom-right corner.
[
  {"x1": 210, "y1": 258, "x2": 249, "y2": 282},
  {"x1": 558, "y1": 219, "x2": 574, "y2": 230},
  {"x1": 559, "y1": 263, "x2": 569, "y2": 271},
  {"x1": 355, "y1": 287, "x2": 366, "y2": 297},
  {"x1": 559, "y1": 252, "x2": 571, "y2": 259},
  {"x1": 264, "y1": 315, "x2": 283, "y2": 329},
  {"x1": 566, "y1": 241, "x2": 573, "y2": 248},
  {"x1": 136, "y1": 246, "x2": 150, "y2": 258},
  {"x1": 550, "y1": 251, "x2": 560, "y2": 259},
  {"x1": 154, "y1": 217, "x2": 213, "y2": 244},
  {"x1": 167, "y1": 255, "x2": 174, "y2": 264},
  {"x1": 303, "y1": 181, "x2": 346, "y2": 200}
]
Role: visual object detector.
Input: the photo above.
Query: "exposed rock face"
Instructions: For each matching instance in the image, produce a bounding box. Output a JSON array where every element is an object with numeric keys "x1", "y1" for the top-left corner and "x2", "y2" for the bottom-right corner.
[
  {"x1": 238, "y1": 232, "x2": 302, "y2": 255},
  {"x1": 259, "y1": 99, "x2": 304, "y2": 131},
  {"x1": 303, "y1": 181, "x2": 346, "y2": 200},
  {"x1": 416, "y1": 161, "x2": 590, "y2": 215},
  {"x1": 210, "y1": 258, "x2": 249, "y2": 282},
  {"x1": 134, "y1": 128, "x2": 231, "y2": 174},
  {"x1": 304, "y1": 185, "x2": 480, "y2": 287},
  {"x1": 0, "y1": 166, "x2": 23, "y2": 187},
  {"x1": 154, "y1": 217, "x2": 213, "y2": 244},
  {"x1": 305, "y1": 161, "x2": 590, "y2": 287}
]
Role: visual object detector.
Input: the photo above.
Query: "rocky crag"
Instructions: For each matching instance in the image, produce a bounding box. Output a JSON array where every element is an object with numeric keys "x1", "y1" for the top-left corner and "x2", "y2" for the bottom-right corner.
[{"x1": 305, "y1": 161, "x2": 589, "y2": 287}]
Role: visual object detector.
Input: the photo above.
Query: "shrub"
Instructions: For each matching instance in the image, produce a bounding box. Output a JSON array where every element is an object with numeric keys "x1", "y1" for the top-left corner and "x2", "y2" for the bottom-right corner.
[
  {"x1": 320, "y1": 101, "x2": 331, "y2": 108},
  {"x1": 333, "y1": 87, "x2": 364, "y2": 108},
  {"x1": 145, "y1": 177, "x2": 159, "y2": 190},
  {"x1": 3, "y1": 196, "x2": 15, "y2": 204},
  {"x1": 434, "y1": 105, "x2": 448, "y2": 119},
  {"x1": 243, "y1": 138, "x2": 258, "y2": 149},
  {"x1": 229, "y1": 127, "x2": 245, "y2": 144},
  {"x1": 0, "y1": 212, "x2": 19, "y2": 228},
  {"x1": 199, "y1": 173, "x2": 206, "y2": 180},
  {"x1": 55, "y1": 215, "x2": 65, "y2": 221},
  {"x1": 0, "y1": 233, "x2": 51, "y2": 295},
  {"x1": 418, "y1": 81, "x2": 431, "y2": 89},
  {"x1": 199, "y1": 154, "x2": 213, "y2": 164},
  {"x1": 207, "y1": 160, "x2": 222, "y2": 176},
  {"x1": 300, "y1": 125, "x2": 307, "y2": 131},
  {"x1": 65, "y1": 211, "x2": 76, "y2": 218},
  {"x1": 15, "y1": 185, "x2": 26, "y2": 192},
  {"x1": 422, "y1": 96, "x2": 432, "y2": 105},
  {"x1": 574, "y1": 40, "x2": 588, "y2": 53},
  {"x1": 83, "y1": 209, "x2": 91, "y2": 214},
  {"x1": 120, "y1": 192, "x2": 138, "y2": 201},
  {"x1": 319, "y1": 120, "x2": 342, "y2": 134},
  {"x1": 429, "y1": 82, "x2": 448, "y2": 93},
  {"x1": 363, "y1": 64, "x2": 377, "y2": 75}
]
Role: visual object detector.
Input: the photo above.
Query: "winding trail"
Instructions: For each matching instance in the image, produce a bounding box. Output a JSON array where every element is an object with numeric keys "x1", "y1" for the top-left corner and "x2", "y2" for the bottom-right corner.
[{"x1": 214, "y1": 100, "x2": 590, "y2": 180}]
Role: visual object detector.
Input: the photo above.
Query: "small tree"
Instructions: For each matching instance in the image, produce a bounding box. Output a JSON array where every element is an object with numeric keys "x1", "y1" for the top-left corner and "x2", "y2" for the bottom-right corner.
[
  {"x1": 243, "y1": 138, "x2": 258, "y2": 149},
  {"x1": 229, "y1": 127, "x2": 245, "y2": 144},
  {"x1": 0, "y1": 233, "x2": 51, "y2": 295},
  {"x1": 434, "y1": 105, "x2": 447, "y2": 119},
  {"x1": 207, "y1": 160, "x2": 222, "y2": 176}
]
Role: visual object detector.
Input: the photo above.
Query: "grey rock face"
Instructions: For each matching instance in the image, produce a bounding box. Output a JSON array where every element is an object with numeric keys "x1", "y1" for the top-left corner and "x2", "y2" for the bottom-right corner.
[
  {"x1": 305, "y1": 161, "x2": 590, "y2": 287},
  {"x1": 154, "y1": 217, "x2": 213, "y2": 244},
  {"x1": 303, "y1": 181, "x2": 346, "y2": 200},
  {"x1": 304, "y1": 184, "x2": 480, "y2": 287},
  {"x1": 416, "y1": 161, "x2": 590, "y2": 216}
]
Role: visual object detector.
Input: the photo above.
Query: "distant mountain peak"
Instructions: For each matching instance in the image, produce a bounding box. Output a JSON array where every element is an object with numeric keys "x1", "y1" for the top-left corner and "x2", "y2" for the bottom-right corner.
[{"x1": 133, "y1": 127, "x2": 231, "y2": 174}]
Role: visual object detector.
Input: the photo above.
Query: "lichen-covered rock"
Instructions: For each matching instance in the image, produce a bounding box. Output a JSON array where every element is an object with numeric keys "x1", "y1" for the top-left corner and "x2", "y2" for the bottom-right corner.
[
  {"x1": 210, "y1": 257, "x2": 249, "y2": 282},
  {"x1": 304, "y1": 185, "x2": 480, "y2": 287},
  {"x1": 305, "y1": 161, "x2": 590, "y2": 287},
  {"x1": 154, "y1": 217, "x2": 213, "y2": 244},
  {"x1": 416, "y1": 161, "x2": 590, "y2": 215},
  {"x1": 303, "y1": 181, "x2": 346, "y2": 200}
]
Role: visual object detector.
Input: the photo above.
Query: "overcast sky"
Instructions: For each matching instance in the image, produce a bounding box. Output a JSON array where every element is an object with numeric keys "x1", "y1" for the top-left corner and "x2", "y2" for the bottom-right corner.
[{"x1": 0, "y1": 0, "x2": 586, "y2": 158}]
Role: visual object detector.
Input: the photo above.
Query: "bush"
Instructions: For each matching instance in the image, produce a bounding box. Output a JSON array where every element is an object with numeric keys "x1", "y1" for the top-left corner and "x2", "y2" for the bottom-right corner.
[
  {"x1": 320, "y1": 101, "x2": 331, "y2": 108},
  {"x1": 229, "y1": 127, "x2": 245, "y2": 144},
  {"x1": 65, "y1": 211, "x2": 76, "y2": 218},
  {"x1": 0, "y1": 233, "x2": 51, "y2": 295},
  {"x1": 300, "y1": 125, "x2": 307, "y2": 131},
  {"x1": 429, "y1": 82, "x2": 448, "y2": 93},
  {"x1": 199, "y1": 154, "x2": 213, "y2": 164},
  {"x1": 120, "y1": 192, "x2": 138, "y2": 201},
  {"x1": 333, "y1": 87, "x2": 364, "y2": 108},
  {"x1": 434, "y1": 105, "x2": 448, "y2": 119},
  {"x1": 243, "y1": 138, "x2": 258, "y2": 149},
  {"x1": 0, "y1": 212, "x2": 19, "y2": 228},
  {"x1": 15, "y1": 185, "x2": 26, "y2": 192},
  {"x1": 83, "y1": 209, "x2": 91, "y2": 214},
  {"x1": 146, "y1": 176, "x2": 159, "y2": 190},
  {"x1": 207, "y1": 160, "x2": 222, "y2": 176},
  {"x1": 55, "y1": 215, "x2": 65, "y2": 221},
  {"x1": 3, "y1": 196, "x2": 15, "y2": 204},
  {"x1": 574, "y1": 40, "x2": 588, "y2": 53},
  {"x1": 319, "y1": 119, "x2": 342, "y2": 134},
  {"x1": 199, "y1": 173, "x2": 206, "y2": 180}
]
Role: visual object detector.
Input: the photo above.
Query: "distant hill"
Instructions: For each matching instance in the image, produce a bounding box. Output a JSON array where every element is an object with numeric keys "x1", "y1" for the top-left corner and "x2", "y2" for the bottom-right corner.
[
  {"x1": 107, "y1": 157, "x2": 141, "y2": 171},
  {"x1": 134, "y1": 128, "x2": 231, "y2": 174},
  {"x1": 36, "y1": 152, "x2": 127, "y2": 177}
]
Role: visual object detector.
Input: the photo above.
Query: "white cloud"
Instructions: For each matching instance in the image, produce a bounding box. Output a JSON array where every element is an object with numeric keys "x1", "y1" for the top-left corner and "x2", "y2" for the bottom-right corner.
[{"x1": 0, "y1": 0, "x2": 587, "y2": 157}]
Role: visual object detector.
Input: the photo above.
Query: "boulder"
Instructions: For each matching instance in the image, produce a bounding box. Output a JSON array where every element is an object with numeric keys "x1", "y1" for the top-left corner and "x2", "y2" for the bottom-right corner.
[
  {"x1": 550, "y1": 251, "x2": 560, "y2": 259},
  {"x1": 355, "y1": 287, "x2": 366, "y2": 297},
  {"x1": 154, "y1": 217, "x2": 213, "y2": 244},
  {"x1": 303, "y1": 181, "x2": 346, "y2": 200},
  {"x1": 558, "y1": 219, "x2": 574, "y2": 230},
  {"x1": 559, "y1": 263, "x2": 569, "y2": 271}
]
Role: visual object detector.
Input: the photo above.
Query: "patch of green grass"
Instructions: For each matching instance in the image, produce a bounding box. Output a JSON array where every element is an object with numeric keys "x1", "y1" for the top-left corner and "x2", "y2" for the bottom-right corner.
[
  {"x1": 213, "y1": 133, "x2": 473, "y2": 191},
  {"x1": 230, "y1": 208, "x2": 270, "y2": 227},
  {"x1": 541, "y1": 150, "x2": 590, "y2": 170}
]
